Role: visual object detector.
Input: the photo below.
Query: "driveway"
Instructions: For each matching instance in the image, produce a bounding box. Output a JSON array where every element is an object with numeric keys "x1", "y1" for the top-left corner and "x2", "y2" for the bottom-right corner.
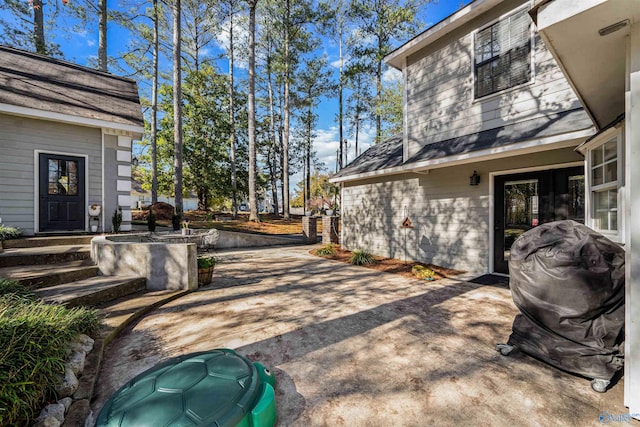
[{"x1": 92, "y1": 245, "x2": 627, "y2": 426}]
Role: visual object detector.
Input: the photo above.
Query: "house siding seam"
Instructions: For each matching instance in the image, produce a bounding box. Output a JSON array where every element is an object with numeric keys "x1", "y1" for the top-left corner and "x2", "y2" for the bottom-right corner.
[
  {"x1": 404, "y1": 0, "x2": 582, "y2": 160},
  {"x1": 0, "y1": 114, "x2": 102, "y2": 235},
  {"x1": 340, "y1": 148, "x2": 583, "y2": 273}
]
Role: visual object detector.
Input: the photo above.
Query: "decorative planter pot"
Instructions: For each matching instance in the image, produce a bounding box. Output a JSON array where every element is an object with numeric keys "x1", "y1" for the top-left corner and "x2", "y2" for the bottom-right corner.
[
  {"x1": 326, "y1": 209, "x2": 334, "y2": 216},
  {"x1": 182, "y1": 228, "x2": 192, "y2": 236},
  {"x1": 198, "y1": 266, "x2": 214, "y2": 287},
  {"x1": 91, "y1": 224, "x2": 98, "y2": 233}
]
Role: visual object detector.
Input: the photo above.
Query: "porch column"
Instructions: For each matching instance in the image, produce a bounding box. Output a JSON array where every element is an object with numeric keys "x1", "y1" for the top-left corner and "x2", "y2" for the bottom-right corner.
[{"x1": 624, "y1": 23, "x2": 640, "y2": 416}]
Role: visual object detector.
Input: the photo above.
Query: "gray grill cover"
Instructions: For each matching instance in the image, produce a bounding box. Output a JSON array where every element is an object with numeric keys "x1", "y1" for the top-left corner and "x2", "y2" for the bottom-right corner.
[{"x1": 507, "y1": 220, "x2": 625, "y2": 380}]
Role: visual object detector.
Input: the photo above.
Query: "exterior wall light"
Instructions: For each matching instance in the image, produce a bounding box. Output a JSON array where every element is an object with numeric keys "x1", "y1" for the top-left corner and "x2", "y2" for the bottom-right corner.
[
  {"x1": 132, "y1": 156, "x2": 139, "y2": 166},
  {"x1": 470, "y1": 170, "x2": 480, "y2": 186}
]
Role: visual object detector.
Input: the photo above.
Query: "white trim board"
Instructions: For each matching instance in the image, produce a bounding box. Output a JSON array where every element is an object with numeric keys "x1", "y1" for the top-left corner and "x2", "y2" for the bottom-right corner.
[
  {"x1": 33, "y1": 150, "x2": 90, "y2": 233},
  {"x1": 0, "y1": 103, "x2": 144, "y2": 136}
]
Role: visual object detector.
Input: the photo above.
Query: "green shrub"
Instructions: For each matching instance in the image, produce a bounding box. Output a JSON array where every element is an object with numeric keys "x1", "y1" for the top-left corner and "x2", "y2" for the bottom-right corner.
[
  {"x1": 148, "y1": 207, "x2": 157, "y2": 232},
  {"x1": 412, "y1": 265, "x2": 436, "y2": 280},
  {"x1": 349, "y1": 249, "x2": 375, "y2": 266},
  {"x1": 0, "y1": 279, "x2": 36, "y2": 300},
  {"x1": 0, "y1": 225, "x2": 22, "y2": 242},
  {"x1": 112, "y1": 206, "x2": 123, "y2": 233},
  {"x1": 0, "y1": 283, "x2": 99, "y2": 424},
  {"x1": 316, "y1": 244, "x2": 337, "y2": 257},
  {"x1": 197, "y1": 255, "x2": 217, "y2": 269}
]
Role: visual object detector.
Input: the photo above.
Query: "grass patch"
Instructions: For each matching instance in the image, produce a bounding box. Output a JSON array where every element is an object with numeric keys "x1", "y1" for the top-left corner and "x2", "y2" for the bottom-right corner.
[
  {"x1": 0, "y1": 280, "x2": 99, "y2": 425},
  {"x1": 0, "y1": 225, "x2": 22, "y2": 242},
  {"x1": 315, "y1": 244, "x2": 338, "y2": 257},
  {"x1": 349, "y1": 249, "x2": 376, "y2": 266}
]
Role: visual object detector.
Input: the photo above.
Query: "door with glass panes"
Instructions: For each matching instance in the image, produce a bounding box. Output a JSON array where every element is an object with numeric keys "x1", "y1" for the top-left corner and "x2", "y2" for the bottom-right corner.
[
  {"x1": 493, "y1": 166, "x2": 584, "y2": 274},
  {"x1": 39, "y1": 153, "x2": 85, "y2": 231}
]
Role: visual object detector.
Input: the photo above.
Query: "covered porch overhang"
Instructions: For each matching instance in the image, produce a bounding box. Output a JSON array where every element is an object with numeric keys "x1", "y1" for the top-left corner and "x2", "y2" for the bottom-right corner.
[{"x1": 532, "y1": 0, "x2": 640, "y2": 417}]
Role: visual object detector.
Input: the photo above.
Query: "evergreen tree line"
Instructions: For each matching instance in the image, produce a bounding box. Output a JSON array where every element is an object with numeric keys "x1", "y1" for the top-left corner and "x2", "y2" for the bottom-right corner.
[{"x1": 0, "y1": 0, "x2": 428, "y2": 220}]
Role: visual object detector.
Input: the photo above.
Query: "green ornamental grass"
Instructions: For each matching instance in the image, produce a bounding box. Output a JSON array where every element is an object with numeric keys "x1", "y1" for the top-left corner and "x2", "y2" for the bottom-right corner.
[
  {"x1": 349, "y1": 249, "x2": 376, "y2": 266},
  {"x1": 0, "y1": 280, "x2": 99, "y2": 425},
  {"x1": 316, "y1": 244, "x2": 337, "y2": 257}
]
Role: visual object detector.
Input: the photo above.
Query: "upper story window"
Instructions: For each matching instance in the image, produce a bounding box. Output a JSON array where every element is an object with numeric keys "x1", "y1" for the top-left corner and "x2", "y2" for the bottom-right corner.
[{"x1": 474, "y1": 8, "x2": 532, "y2": 98}]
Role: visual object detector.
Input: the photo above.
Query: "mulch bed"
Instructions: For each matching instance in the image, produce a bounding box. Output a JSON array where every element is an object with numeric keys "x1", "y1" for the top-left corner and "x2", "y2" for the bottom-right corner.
[{"x1": 310, "y1": 246, "x2": 465, "y2": 281}]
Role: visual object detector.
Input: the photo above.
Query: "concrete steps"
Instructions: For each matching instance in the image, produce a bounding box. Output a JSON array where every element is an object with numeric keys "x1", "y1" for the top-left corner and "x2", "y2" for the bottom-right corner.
[
  {"x1": 0, "y1": 244, "x2": 91, "y2": 268},
  {"x1": 2, "y1": 235, "x2": 95, "y2": 249},
  {"x1": 34, "y1": 276, "x2": 147, "y2": 308},
  {"x1": 0, "y1": 260, "x2": 98, "y2": 289}
]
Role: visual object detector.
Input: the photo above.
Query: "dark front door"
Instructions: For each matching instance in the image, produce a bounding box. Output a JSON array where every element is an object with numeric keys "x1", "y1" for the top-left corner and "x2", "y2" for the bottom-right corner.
[
  {"x1": 39, "y1": 153, "x2": 85, "y2": 232},
  {"x1": 494, "y1": 166, "x2": 584, "y2": 274}
]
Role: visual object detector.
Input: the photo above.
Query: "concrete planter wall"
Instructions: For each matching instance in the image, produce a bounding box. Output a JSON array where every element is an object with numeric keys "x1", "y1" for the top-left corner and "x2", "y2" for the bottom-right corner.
[{"x1": 91, "y1": 236, "x2": 198, "y2": 291}]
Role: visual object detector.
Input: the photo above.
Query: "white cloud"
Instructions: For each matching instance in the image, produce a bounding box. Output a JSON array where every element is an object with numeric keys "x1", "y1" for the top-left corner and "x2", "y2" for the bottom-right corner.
[
  {"x1": 382, "y1": 67, "x2": 402, "y2": 83},
  {"x1": 330, "y1": 55, "x2": 351, "y2": 69},
  {"x1": 87, "y1": 39, "x2": 96, "y2": 47},
  {"x1": 214, "y1": 15, "x2": 249, "y2": 70}
]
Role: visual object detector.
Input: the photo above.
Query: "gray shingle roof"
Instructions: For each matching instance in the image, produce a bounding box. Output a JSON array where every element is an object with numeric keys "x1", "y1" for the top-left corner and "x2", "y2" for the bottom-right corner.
[
  {"x1": 334, "y1": 108, "x2": 593, "y2": 179},
  {"x1": 0, "y1": 45, "x2": 144, "y2": 128}
]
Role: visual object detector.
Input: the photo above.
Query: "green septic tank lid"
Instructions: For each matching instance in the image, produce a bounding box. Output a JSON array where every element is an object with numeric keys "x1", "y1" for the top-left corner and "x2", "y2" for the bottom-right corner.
[{"x1": 95, "y1": 349, "x2": 276, "y2": 427}]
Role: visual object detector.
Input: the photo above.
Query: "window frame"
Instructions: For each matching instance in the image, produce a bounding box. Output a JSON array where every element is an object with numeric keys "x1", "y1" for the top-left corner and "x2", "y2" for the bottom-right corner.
[
  {"x1": 583, "y1": 126, "x2": 624, "y2": 243},
  {"x1": 472, "y1": 6, "x2": 534, "y2": 100}
]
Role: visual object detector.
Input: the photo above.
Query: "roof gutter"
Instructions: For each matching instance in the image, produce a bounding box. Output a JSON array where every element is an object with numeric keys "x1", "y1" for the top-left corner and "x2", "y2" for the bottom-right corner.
[
  {"x1": 0, "y1": 103, "x2": 145, "y2": 137},
  {"x1": 330, "y1": 127, "x2": 594, "y2": 184}
]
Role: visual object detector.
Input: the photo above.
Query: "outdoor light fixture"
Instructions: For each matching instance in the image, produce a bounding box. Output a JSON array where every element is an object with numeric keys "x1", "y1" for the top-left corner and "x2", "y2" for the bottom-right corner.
[
  {"x1": 132, "y1": 156, "x2": 139, "y2": 166},
  {"x1": 469, "y1": 171, "x2": 480, "y2": 186},
  {"x1": 598, "y1": 20, "x2": 629, "y2": 36}
]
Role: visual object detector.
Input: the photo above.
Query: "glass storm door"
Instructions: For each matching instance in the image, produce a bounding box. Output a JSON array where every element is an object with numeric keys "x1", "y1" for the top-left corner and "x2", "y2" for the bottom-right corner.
[
  {"x1": 494, "y1": 166, "x2": 584, "y2": 274},
  {"x1": 39, "y1": 153, "x2": 85, "y2": 231}
]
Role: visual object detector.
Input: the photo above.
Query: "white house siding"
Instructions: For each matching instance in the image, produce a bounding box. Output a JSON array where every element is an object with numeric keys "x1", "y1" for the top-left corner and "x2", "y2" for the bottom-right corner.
[
  {"x1": 341, "y1": 147, "x2": 583, "y2": 273},
  {"x1": 404, "y1": 0, "x2": 582, "y2": 159},
  {"x1": 0, "y1": 114, "x2": 102, "y2": 235}
]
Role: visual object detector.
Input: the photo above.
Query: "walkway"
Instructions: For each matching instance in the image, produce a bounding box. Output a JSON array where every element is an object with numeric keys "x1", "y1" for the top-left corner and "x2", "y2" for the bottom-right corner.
[{"x1": 92, "y1": 245, "x2": 627, "y2": 426}]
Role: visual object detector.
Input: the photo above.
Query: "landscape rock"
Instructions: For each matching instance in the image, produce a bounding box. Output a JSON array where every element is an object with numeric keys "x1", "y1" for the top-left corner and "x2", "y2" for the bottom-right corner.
[
  {"x1": 59, "y1": 397, "x2": 73, "y2": 412},
  {"x1": 69, "y1": 334, "x2": 94, "y2": 354},
  {"x1": 32, "y1": 416, "x2": 61, "y2": 427},
  {"x1": 66, "y1": 350, "x2": 86, "y2": 376},
  {"x1": 55, "y1": 366, "x2": 79, "y2": 398},
  {"x1": 35, "y1": 402, "x2": 65, "y2": 425}
]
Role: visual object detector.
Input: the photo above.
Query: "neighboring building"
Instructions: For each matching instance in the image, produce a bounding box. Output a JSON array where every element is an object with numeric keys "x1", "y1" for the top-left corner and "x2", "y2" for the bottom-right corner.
[
  {"x1": 530, "y1": 0, "x2": 640, "y2": 417},
  {"x1": 0, "y1": 46, "x2": 144, "y2": 235},
  {"x1": 131, "y1": 179, "x2": 199, "y2": 211},
  {"x1": 331, "y1": 0, "x2": 595, "y2": 274}
]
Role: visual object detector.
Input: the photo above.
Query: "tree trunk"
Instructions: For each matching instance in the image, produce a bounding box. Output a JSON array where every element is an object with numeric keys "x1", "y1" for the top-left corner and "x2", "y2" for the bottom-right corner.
[
  {"x1": 376, "y1": 53, "x2": 382, "y2": 144},
  {"x1": 306, "y1": 105, "x2": 311, "y2": 213},
  {"x1": 282, "y1": 0, "x2": 291, "y2": 220},
  {"x1": 247, "y1": 0, "x2": 259, "y2": 222},
  {"x1": 229, "y1": 8, "x2": 238, "y2": 218},
  {"x1": 98, "y1": 0, "x2": 108, "y2": 71},
  {"x1": 266, "y1": 34, "x2": 279, "y2": 218},
  {"x1": 33, "y1": 0, "x2": 45, "y2": 54},
  {"x1": 338, "y1": 35, "x2": 343, "y2": 170},
  {"x1": 151, "y1": 0, "x2": 159, "y2": 204},
  {"x1": 173, "y1": 0, "x2": 184, "y2": 217}
]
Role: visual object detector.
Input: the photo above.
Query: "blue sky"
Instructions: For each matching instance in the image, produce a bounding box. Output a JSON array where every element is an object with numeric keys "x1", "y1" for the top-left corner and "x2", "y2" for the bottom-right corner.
[{"x1": 1, "y1": 0, "x2": 472, "y2": 178}]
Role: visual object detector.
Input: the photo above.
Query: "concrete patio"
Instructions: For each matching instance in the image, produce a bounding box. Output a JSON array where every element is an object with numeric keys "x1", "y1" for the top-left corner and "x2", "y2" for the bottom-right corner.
[{"x1": 92, "y1": 245, "x2": 627, "y2": 426}]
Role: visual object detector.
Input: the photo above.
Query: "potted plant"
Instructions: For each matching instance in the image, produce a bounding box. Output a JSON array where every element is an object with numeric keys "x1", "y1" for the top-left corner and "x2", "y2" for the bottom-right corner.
[
  {"x1": 182, "y1": 220, "x2": 191, "y2": 236},
  {"x1": 197, "y1": 255, "x2": 217, "y2": 286},
  {"x1": 112, "y1": 206, "x2": 122, "y2": 233},
  {"x1": 147, "y1": 207, "x2": 157, "y2": 232},
  {"x1": 90, "y1": 216, "x2": 100, "y2": 233}
]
